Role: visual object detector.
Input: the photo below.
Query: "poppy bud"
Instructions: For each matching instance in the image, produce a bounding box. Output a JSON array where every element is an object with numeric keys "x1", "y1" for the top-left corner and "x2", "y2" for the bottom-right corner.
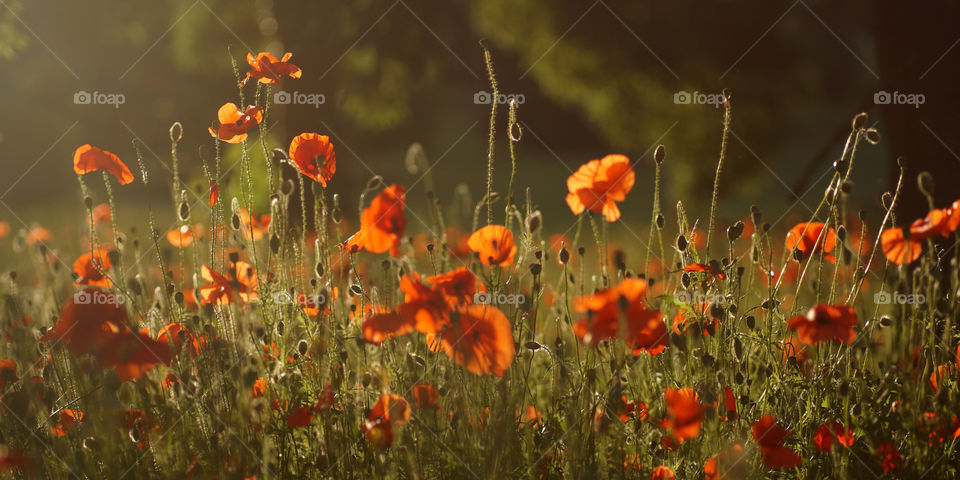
[
  {"x1": 840, "y1": 182, "x2": 852, "y2": 194},
  {"x1": 918, "y1": 171, "x2": 935, "y2": 197},
  {"x1": 761, "y1": 299, "x2": 779, "y2": 310},
  {"x1": 231, "y1": 213, "x2": 241, "y2": 230},
  {"x1": 750, "y1": 205, "x2": 762, "y2": 225},
  {"x1": 656, "y1": 213, "x2": 664, "y2": 229},
  {"x1": 879, "y1": 316, "x2": 893, "y2": 327},
  {"x1": 701, "y1": 354, "x2": 715, "y2": 367},
  {"x1": 426, "y1": 243, "x2": 434, "y2": 253},
  {"x1": 793, "y1": 249, "x2": 803, "y2": 261},
  {"x1": 535, "y1": 250, "x2": 542, "y2": 260},
  {"x1": 179, "y1": 201, "x2": 190, "y2": 222},
  {"x1": 727, "y1": 221, "x2": 744, "y2": 242},
  {"x1": 270, "y1": 234, "x2": 280, "y2": 254},
  {"x1": 350, "y1": 284, "x2": 363, "y2": 295},
  {"x1": 315, "y1": 262, "x2": 324, "y2": 278},
  {"x1": 529, "y1": 263, "x2": 542, "y2": 276},
  {"x1": 762, "y1": 222, "x2": 771, "y2": 233},
  {"x1": 833, "y1": 158, "x2": 847, "y2": 173},
  {"x1": 84, "y1": 197, "x2": 93, "y2": 210},
  {"x1": 745, "y1": 315, "x2": 756, "y2": 330},
  {"x1": 676, "y1": 235, "x2": 688, "y2": 252},
  {"x1": 733, "y1": 338, "x2": 743, "y2": 361},
  {"x1": 297, "y1": 340, "x2": 309, "y2": 356},
  {"x1": 276, "y1": 321, "x2": 284, "y2": 336},
  {"x1": 559, "y1": 247, "x2": 570, "y2": 265},
  {"x1": 525, "y1": 341, "x2": 542, "y2": 351},
  {"x1": 654, "y1": 144, "x2": 665, "y2": 165},
  {"x1": 577, "y1": 247, "x2": 585, "y2": 256},
  {"x1": 836, "y1": 225, "x2": 847, "y2": 242},
  {"x1": 681, "y1": 273, "x2": 691, "y2": 289},
  {"x1": 365, "y1": 176, "x2": 384, "y2": 192},
  {"x1": 734, "y1": 372, "x2": 744, "y2": 385}
]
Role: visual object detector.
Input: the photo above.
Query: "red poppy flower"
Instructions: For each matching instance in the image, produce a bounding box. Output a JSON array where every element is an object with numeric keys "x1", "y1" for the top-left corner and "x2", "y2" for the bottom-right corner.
[
  {"x1": 72, "y1": 246, "x2": 112, "y2": 287},
  {"x1": 410, "y1": 383, "x2": 440, "y2": 410},
  {"x1": 251, "y1": 377, "x2": 267, "y2": 398},
  {"x1": 208, "y1": 180, "x2": 219, "y2": 206},
  {"x1": 166, "y1": 225, "x2": 199, "y2": 248},
  {"x1": 672, "y1": 301, "x2": 719, "y2": 336},
  {"x1": 73, "y1": 145, "x2": 134, "y2": 185},
  {"x1": 650, "y1": 466, "x2": 675, "y2": 480},
  {"x1": 0, "y1": 360, "x2": 17, "y2": 389},
  {"x1": 0, "y1": 222, "x2": 8, "y2": 239},
  {"x1": 314, "y1": 383, "x2": 335, "y2": 413},
  {"x1": 51, "y1": 409, "x2": 83, "y2": 436},
  {"x1": 752, "y1": 414, "x2": 802, "y2": 469},
  {"x1": 364, "y1": 394, "x2": 410, "y2": 447},
  {"x1": 43, "y1": 289, "x2": 125, "y2": 356},
  {"x1": 92, "y1": 203, "x2": 112, "y2": 225},
  {"x1": 572, "y1": 278, "x2": 667, "y2": 355},
  {"x1": 785, "y1": 222, "x2": 836, "y2": 262},
  {"x1": 244, "y1": 51, "x2": 302, "y2": 85},
  {"x1": 786, "y1": 304, "x2": 857, "y2": 345},
  {"x1": 880, "y1": 227, "x2": 924, "y2": 265},
  {"x1": 362, "y1": 312, "x2": 416, "y2": 345},
  {"x1": 208, "y1": 103, "x2": 263, "y2": 143},
  {"x1": 98, "y1": 331, "x2": 172, "y2": 381},
  {"x1": 425, "y1": 333, "x2": 442, "y2": 353},
  {"x1": 288, "y1": 133, "x2": 336, "y2": 186},
  {"x1": 286, "y1": 406, "x2": 314, "y2": 428},
  {"x1": 200, "y1": 262, "x2": 258, "y2": 306},
  {"x1": 443, "y1": 226, "x2": 472, "y2": 258},
  {"x1": 521, "y1": 405, "x2": 543, "y2": 427},
  {"x1": 341, "y1": 184, "x2": 406, "y2": 256},
  {"x1": 438, "y1": 304, "x2": 515, "y2": 376},
  {"x1": 876, "y1": 442, "x2": 902, "y2": 473},
  {"x1": 721, "y1": 386, "x2": 737, "y2": 422},
  {"x1": 683, "y1": 262, "x2": 726, "y2": 280},
  {"x1": 25, "y1": 227, "x2": 51, "y2": 245},
  {"x1": 467, "y1": 225, "x2": 517, "y2": 266},
  {"x1": 157, "y1": 323, "x2": 200, "y2": 357},
  {"x1": 812, "y1": 421, "x2": 854, "y2": 451},
  {"x1": 565, "y1": 154, "x2": 635, "y2": 222},
  {"x1": 704, "y1": 444, "x2": 746, "y2": 480},
  {"x1": 238, "y1": 210, "x2": 270, "y2": 241},
  {"x1": 660, "y1": 387, "x2": 704, "y2": 446}
]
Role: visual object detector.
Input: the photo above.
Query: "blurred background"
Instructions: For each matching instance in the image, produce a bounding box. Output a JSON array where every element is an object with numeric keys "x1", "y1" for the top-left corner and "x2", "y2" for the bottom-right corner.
[{"x1": 1, "y1": 0, "x2": 958, "y2": 239}]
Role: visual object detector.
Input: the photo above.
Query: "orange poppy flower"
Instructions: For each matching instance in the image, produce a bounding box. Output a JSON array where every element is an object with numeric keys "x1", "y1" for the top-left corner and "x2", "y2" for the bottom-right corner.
[
  {"x1": 362, "y1": 312, "x2": 416, "y2": 344},
  {"x1": 572, "y1": 278, "x2": 667, "y2": 355},
  {"x1": 208, "y1": 103, "x2": 263, "y2": 143},
  {"x1": 812, "y1": 421, "x2": 854, "y2": 452},
  {"x1": 199, "y1": 262, "x2": 258, "y2": 306},
  {"x1": 92, "y1": 203, "x2": 112, "y2": 225},
  {"x1": 98, "y1": 331, "x2": 172, "y2": 381},
  {"x1": 880, "y1": 227, "x2": 924, "y2": 265},
  {"x1": 43, "y1": 289, "x2": 125, "y2": 356},
  {"x1": 751, "y1": 414, "x2": 802, "y2": 469},
  {"x1": 209, "y1": 180, "x2": 219, "y2": 206},
  {"x1": 237, "y1": 209, "x2": 270, "y2": 241},
  {"x1": 73, "y1": 145, "x2": 134, "y2": 185},
  {"x1": 341, "y1": 184, "x2": 406, "y2": 256},
  {"x1": 660, "y1": 387, "x2": 704, "y2": 446},
  {"x1": 786, "y1": 304, "x2": 857, "y2": 345},
  {"x1": 25, "y1": 227, "x2": 51, "y2": 245},
  {"x1": 0, "y1": 360, "x2": 17, "y2": 389},
  {"x1": 650, "y1": 466, "x2": 675, "y2": 480},
  {"x1": 721, "y1": 386, "x2": 737, "y2": 422},
  {"x1": 565, "y1": 154, "x2": 635, "y2": 222},
  {"x1": 72, "y1": 246, "x2": 112, "y2": 287},
  {"x1": 425, "y1": 333, "x2": 443, "y2": 353},
  {"x1": 411, "y1": 383, "x2": 439, "y2": 409},
  {"x1": 0, "y1": 222, "x2": 8, "y2": 239},
  {"x1": 683, "y1": 262, "x2": 725, "y2": 280},
  {"x1": 251, "y1": 377, "x2": 268, "y2": 398},
  {"x1": 286, "y1": 406, "x2": 314, "y2": 428},
  {"x1": 438, "y1": 304, "x2": 515, "y2": 376},
  {"x1": 244, "y1": 51, "x2": 302, "y2": 85},
  {"x1": 785, "y1": 222, "x2": 836, "y2": 262},
  {"x1": 166, "y1": 225, "x2": 199, "y2": 248},
  {"x1": 782, "y1": 337, "x2": 811, "y2": 373},
  {"x1": 876, "y1": 443, "x2": 902, "y2": 473},
  {"x1": 157, "y1": 323, "x2": 200, "y2": 357},
  {"x1": 444, "y1": 226, "x2": 472, "y2": 258},
  {"x1": 704, "y1": 444, "x2": 746, "y2": 480},
  {"x1": 51, "y1": 409, "x2": 83, "y2": 436},
  {"x1": 364, "y1": 393, "x2": 411, "y2": 447},
  {"x1": 672, "y1": 301, "x2": 719, "y2": 336},
  {"x1": 288, "y1": 133, "x2": 336, "y2": 186},
  {"x1": 467, "y1": 225, "x2": 517, "y2": 266}
]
